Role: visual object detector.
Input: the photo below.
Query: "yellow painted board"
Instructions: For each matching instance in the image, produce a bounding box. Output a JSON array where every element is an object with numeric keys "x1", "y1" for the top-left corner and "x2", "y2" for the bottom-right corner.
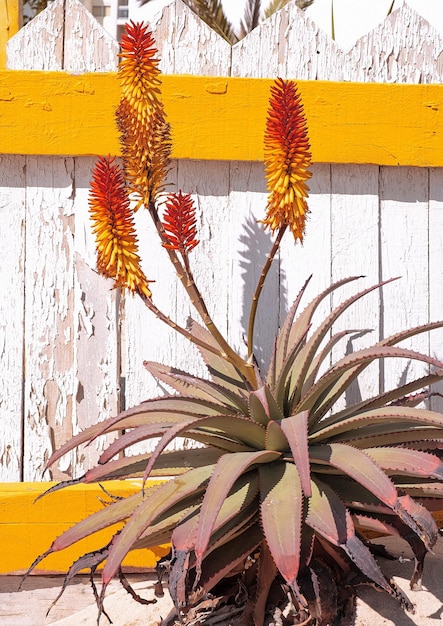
[
  {"x1": 0, "y1": 0, "x2": 21, "y2": 69},
  {"x1": 0, "y1": 481, "x2": 169, "y2": 575},
  {"x1": 1, "y1": 71, "x2": 443, "y2": 165}
]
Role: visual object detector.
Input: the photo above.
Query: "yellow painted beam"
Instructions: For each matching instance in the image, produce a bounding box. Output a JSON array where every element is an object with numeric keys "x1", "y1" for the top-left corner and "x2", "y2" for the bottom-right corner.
[
  {"x1": 0, "y1": 0, "x2": 21, "y2": 69},
  {"x1": 0, "y1": 481, "x2": 169, "y2": 575},
  {"x1": 1, "y1": 70, "x2": 443, "y2": 165}
]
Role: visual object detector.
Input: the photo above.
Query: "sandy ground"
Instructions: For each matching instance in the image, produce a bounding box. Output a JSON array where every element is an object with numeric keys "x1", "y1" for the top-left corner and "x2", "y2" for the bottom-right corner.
[{"x1": 1, "y1": 536, "x2": 442, "y2": 625}]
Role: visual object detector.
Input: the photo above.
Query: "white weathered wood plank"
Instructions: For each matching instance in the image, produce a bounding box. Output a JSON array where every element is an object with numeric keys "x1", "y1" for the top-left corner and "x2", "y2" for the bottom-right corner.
[
  {"x1": 64, "y1": 0, "x2": 119, "y2": 72},
  {"x1": 0, "y1": 156, "x2": 26, "y2": 481},
  {"x1": 346, "y1": 4, "x2": 443, "y2": 83},
  {"x1": 7, "y1": 0, "x2": 64, "y2": 69},
  {"x1": 22, "y1": 157, "x2": 76, "y2": 481},
  {"x1": 379, "y1": 166, "x2": 430, "y2": 397}
]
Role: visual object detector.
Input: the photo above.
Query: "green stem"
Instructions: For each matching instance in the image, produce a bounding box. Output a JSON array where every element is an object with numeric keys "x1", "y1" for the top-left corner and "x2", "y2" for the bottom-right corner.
[{"x1": 247, "y1": 225, "x2": 287, "y2": 359}]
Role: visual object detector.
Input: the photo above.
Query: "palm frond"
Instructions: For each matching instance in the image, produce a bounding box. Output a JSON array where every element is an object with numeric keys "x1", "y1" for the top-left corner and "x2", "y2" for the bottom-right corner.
[{"x1": 183, "y1": 0, "x2": 238, "y2": 44}]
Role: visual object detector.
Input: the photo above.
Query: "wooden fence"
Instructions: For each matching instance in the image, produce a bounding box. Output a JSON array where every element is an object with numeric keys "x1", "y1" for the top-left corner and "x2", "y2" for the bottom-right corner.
[{"x1": 2, "y1": 0, "x2": 443, "y2": 483}]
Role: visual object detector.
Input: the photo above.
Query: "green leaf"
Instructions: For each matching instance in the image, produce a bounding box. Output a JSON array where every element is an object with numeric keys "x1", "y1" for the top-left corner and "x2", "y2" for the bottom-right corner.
[
  {"x1": 193, "y1": 450, "x2": 281, "y2": 577},
  {"x1": 259, "y1": 462, "x2": 303, "y2": 590},
  {"x1": 280, "y1": 411, "x2": 311, "y2": 497}
]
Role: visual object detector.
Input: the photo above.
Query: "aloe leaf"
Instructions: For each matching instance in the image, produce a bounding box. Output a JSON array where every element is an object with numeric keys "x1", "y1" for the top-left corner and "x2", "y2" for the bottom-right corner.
[
  {"x1": 300, "y1": 346, "x2": 443, "y2": 426},
  {"x1": 45, "y1": 396, "x2": 229, "y2": 470},
  {"x1": 249, "y1": 385, "x2": 283, "y2": 425},
  {"x1": 172, "y1": 471, "x2": 259, "y2": 552},
  {"x1": 351, "y1": 513, "x2": 401, "y2": 537},
  {"x1": 312, "y1": 370, "x2": 443, "y2": 433},
  {"x1": 87, "y1": 448, "x2": 223, "y2": 483},
  {"x1": 193, "y1": 450, "x2": 281, "y2": 578},
  {"x1": 188, "y1": 319, "x2": 249, "y2": 393},
  {"x1": 309, "y1": 322, "x2": 443, "y2": 423},
  {"x1": 311, "y1": 406, "x2": 443, "y2": 443},
  {"x1": 270, "y1": 275, "x2": 312, "y2": 386},
  {"x1": 287, "y1": 279, "x2": 392, "y2": 406},
  {"x1": 280, "y1": 411, "x2": 311, "y2": 497},
  {"x1": 309, "y1": 443, "x2": 399, "y2": 508},
  {"x1": 259, "y1": 462, "x2": 303, "y2": 594},
  {"x1": 98, "y1": 424, "x2": 174, "y2": 463},
  {"x1": 101, "y1": 464, "x2": 215, "y2": 586},
  {"x1": 142, "y1": 415, "x2": 266, "y2": 486},
  {"x1": 306, "y1": 477, "x2": 394, "y2": 595},
  {"x1": 265, "y1": 420, "x2": 289, "y2": 452},
  {"x1": 196, "y1": 523, "x2": 263, "y2": 595},
  {"x1": 187, "y1": 432, "x2": 255, "y2": 452},
  {"x1": 308, "y1": 442, "x2": 433, "y2": 545},
  {"x1": 365, "y1": 447, "x2": 443, "y2": 480},
  {"x1": 144, "y1": 360, "x2": 249, "y2": 413}
]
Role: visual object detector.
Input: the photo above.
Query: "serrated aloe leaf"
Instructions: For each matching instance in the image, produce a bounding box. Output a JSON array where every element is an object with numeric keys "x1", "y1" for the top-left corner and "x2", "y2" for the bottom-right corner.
[
  {"x1": 259, "y1": 462, "x2": 303, "y2": 592},
  {"x1": 249, "y1": 385, "x2": 284, "y2": 425},
  {"x1": 172, "y1": 471, "x2": 259, "y2": 552},
  {"x1": 188, "y1": 319, "x2": 249, "y2": 393},
  {"x1": 197, "y1": 524, "x2": 263, "y2": 595},
  {"x1": 268, "y1": 276, "x2": 312, "y2": 388},
  {"x1": 193, "y1": 450, "x2": 281, "y2": 577},
  {"x1": 287, "y1": 279, "x2": 394, "y2": 407},
  {"x1": 265, "y1": 420, "x2": 289, "y2": 452},
  {"x1": 311, "y1": 406, "x2": 443, "y2": 443},
  {"x1": 366, "y1": 447, "x2": 443, "y2": 480},
  {"x1": 351, "y1": 513, "x2": 400, "y2": 537},
  {"x1": 285, "y1": 276, "x2": 364, "y2": 371},
  {"x1": 144, "y1": 361, "x2": 249, "y2": 413},
  {"x1": 45, "y1": 397, "x2": 228, "y2": 470},
  {"x1": 98, "y1": 424, "x2": 173, "y2": 464},
  {"x1": 101, "y1": 464, "x2": 214, "y2": 586},
  {"x1": 308, "y1": 323, "x2": 443, "y2": 423},
  {"x1": 309, "y1": 443, "x2": 399, "y2": 508},
  {"x1": 50, "y1": 490, "x2": 144, "y2": 553},
  {"x1": 188, "y1": 432, "x2": 255, "y2": 452},
  {"x1": 312, "y1": 370, "x2": 443, "y2": 433},
  {"x1": 299, "y1": 346, "x2": 443, "y2": 426},
  {"x1": 88, "y1": 448, "x2": 223, "y2": 483},
  {"x1": 280, "y1": 411, "x2": 311, "y2": 497},
  {"x1": 397, "y1": 494, "x2": 438, "y2": 549},
  {"x1": 142, "y1": 415, "x2": 266, "y2": 485},
  {"x1": 306, "y1": 477, "x2": 393, "y2": 594}
]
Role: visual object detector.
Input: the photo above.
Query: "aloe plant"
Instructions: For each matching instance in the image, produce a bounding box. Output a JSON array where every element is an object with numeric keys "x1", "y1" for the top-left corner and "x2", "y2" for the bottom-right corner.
[{"x1": 22, "y1": 21, "x2": 443, "y2": 626}]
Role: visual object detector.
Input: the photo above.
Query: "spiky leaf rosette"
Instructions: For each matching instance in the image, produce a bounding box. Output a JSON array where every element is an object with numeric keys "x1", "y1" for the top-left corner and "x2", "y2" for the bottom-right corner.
[{"x1": 28, "y1": 279, "x2": 443, "y2": 624}]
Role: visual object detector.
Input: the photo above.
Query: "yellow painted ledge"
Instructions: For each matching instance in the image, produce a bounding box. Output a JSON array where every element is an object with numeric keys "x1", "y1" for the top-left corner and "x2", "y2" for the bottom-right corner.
[
  {"x1": 1, "y1": 71, "x2": 443, "y2": 165},
  {"x1": 0, "y1": 481, "x2": 169, "y2": 575}
]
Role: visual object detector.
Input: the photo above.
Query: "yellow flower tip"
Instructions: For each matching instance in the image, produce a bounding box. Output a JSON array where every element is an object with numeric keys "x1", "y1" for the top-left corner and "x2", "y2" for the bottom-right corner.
[
  {"x1": 89, "y1": 155, "x2": 153, "y2": 296},
  {"x1": 263, "y1": 78, "x2": 312, "y2": 242}
]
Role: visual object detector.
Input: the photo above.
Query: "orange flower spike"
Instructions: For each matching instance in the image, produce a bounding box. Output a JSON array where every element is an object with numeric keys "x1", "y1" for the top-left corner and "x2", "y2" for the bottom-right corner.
[
  {"x1": 162, "y1": 191, "x2": 200, "y2": 254},
  {"x1": 263, "y1": 78, "x2": 312, "y2": 242},
  {"x1": 89, "y1": 156, "x2": 152, "y2": 298},
  {"x1": 117, "y1": 21, "x2": 171, "y2": 208}
]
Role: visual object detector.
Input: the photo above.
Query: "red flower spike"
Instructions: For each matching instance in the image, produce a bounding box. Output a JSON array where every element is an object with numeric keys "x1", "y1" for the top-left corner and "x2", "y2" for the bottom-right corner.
[
  {"x1": 89, "y1": 155, "x2": 152, "y2": 297},
  {"x1": 263, "y1": 78, "x2": 312, "y2": 242},
  {"x1": 162, "y1": 191, "x2": 200, "y2": 253}
]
